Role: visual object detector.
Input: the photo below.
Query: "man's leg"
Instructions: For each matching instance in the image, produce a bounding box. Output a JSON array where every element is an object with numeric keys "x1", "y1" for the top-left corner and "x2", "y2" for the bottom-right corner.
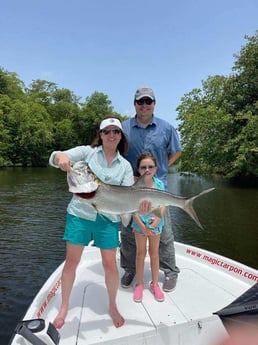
[
  {"x1": 120, "y1": 223, "x2": 136, "y2": 287},
  {"x1": 159, "y1": 207, "x2": 180, "y2": 292}
]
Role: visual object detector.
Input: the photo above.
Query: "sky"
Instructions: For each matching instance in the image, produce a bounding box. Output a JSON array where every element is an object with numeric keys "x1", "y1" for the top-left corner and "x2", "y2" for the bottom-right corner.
[{"x1": 1, "y1": 0, "x2": 257, "y2": 128}]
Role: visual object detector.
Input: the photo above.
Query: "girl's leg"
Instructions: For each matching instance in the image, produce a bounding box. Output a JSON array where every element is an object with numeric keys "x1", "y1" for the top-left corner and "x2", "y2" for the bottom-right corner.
[
  {"x1": 100, "y1": 248, "x2": 125, "y2": 328},
  {"x1": 148, "y1": 235, "x2": 161, "y2": 286},
  {"x1": 53, "y1": 242, "x2": 84, "y2": 329},
  {"x1": 134, "y1": 232, "x2": 147, "y2": 286}
]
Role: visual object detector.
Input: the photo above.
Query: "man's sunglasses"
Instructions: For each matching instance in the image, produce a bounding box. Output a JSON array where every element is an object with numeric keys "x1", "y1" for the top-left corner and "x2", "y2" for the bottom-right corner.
[
  {"x1": 101, "y1": 128, "x2": 121, "y2": 135},
  {"x1": 139, "y1": 165, "x2": 155, "y2": 170},
  {"x1": 135, "y1": 98, "x2": 154, "y2": 106}
]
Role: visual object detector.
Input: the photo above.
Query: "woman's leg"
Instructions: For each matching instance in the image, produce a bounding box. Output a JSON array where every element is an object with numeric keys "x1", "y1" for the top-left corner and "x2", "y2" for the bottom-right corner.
[
  {"x1": 134, "y1": 232, "x2": 147, "y2": 286},
  {"x1": 148, "y1": 235, "x2": 161, "y2": 286},
  {"x1": 53, "y1": 242, "x2": 84, "y2": 329},
  {"x1": 100, "y1": 248, "x2": 125, "y2": 328}
]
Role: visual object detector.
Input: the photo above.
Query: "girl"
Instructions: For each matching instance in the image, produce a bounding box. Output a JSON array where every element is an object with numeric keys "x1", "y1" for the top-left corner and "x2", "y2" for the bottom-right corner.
[{"x1": 132, "y1": 152, "x2": 166, "y2": 303}]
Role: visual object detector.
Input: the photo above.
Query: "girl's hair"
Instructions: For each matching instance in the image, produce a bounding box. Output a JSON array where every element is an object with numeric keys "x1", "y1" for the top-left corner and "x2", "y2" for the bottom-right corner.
[
  {"x1": 136, "y1": 152, "x2": 157, "y2": 169},
  {"x1": 91, "y1": 115, "x2": 129, "y2": 155}
]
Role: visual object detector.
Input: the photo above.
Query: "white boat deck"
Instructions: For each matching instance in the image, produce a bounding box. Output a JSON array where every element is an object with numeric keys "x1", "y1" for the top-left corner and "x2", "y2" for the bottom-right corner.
[{"x1": 12, "y1": 242, "x2": 257, "y2": 345}]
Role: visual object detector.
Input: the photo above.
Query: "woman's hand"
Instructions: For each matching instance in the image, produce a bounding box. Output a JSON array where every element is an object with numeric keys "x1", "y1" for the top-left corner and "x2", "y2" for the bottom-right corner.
[{"x1": 54, "y1": 152, "x2": 72, "y2": 172}]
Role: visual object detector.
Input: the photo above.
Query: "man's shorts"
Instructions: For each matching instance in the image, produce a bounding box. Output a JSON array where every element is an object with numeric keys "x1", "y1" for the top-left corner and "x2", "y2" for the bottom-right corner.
[{"x1": 63, "y1": 213, "x2": 119, "y2": 249}]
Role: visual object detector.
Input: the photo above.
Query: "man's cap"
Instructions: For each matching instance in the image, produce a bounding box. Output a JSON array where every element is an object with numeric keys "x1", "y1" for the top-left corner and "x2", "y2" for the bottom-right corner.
[{"x1": 134, "y1": 86, "x2": 155, "y2": 101}]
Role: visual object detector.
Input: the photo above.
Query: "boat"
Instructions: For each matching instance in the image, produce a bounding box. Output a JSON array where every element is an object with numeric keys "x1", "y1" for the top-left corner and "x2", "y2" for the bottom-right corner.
[{"x1": 10, "y1": 241, "x2": 258, "y2": 345}]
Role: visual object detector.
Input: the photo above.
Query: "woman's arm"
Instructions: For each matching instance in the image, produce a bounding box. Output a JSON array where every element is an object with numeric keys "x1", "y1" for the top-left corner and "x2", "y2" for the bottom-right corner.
[
  {"x1": 49, "y1": 146, "x2": 91, "y2": 170},
  {"x1": 53, "y1": 152, "x2": 72, "y2": 171}
]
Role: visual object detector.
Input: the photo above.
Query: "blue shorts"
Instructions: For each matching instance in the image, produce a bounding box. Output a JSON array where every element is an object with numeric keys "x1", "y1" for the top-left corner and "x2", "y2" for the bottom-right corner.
[
  {"x1": 132, "y1": 218, "x2": 163, "y2": 235},
  {"x1": 63, "y1": 213, "x2": 120, "y2": 249}
]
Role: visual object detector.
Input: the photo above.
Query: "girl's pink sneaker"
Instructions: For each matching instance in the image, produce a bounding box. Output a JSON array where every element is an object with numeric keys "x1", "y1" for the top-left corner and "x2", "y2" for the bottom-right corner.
[
  {"x1": 150, "y1": 282, "x2": 165, "y2": 302},
  {"x1": 134, "y1": 284, "x2": 144, "y2": 302}
]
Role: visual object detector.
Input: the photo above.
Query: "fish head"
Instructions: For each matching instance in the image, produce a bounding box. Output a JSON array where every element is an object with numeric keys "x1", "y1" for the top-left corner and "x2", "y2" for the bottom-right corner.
[{"x1": 67, "y1": 161, "x2": 100, "y2": 194}]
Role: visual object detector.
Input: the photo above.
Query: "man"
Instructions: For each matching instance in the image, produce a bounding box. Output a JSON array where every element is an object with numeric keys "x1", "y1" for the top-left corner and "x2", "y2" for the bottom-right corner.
[{"x1": 120, "y1": 86, "x2": 182, "y2": 292}]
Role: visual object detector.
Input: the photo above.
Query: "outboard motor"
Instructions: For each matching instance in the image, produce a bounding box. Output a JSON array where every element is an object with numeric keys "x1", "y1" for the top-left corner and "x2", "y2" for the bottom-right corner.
[{"x1": 12, "y1": 319, "x2": 60, "y2": 345}]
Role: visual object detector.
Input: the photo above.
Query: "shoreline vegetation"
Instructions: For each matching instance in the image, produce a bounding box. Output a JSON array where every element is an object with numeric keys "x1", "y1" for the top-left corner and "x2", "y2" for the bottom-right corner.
[{"x1": 0, "y1": 33, "x2": 257, "y2": 182}]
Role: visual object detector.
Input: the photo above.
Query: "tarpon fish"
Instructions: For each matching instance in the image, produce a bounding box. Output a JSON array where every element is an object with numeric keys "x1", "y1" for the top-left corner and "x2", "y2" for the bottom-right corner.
[{"x1": 67, "y1": 161, "x2": 215, "y2": 229}]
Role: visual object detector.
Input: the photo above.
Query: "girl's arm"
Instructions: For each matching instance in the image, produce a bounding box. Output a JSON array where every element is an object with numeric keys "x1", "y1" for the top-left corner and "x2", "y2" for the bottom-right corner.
[{"x1": 133, "y1": 214, "x2": 153, "y2": 236}]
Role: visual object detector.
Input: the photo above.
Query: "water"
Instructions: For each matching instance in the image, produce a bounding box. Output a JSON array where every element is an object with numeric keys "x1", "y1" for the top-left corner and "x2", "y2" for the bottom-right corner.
[
  {"x1": 0, "y1": 168, "x2": 257, "y2": 344},
  {"x1": 167, "y1": 173, "x2": 258, "y2": 267},
  {"x1": 0, "y1": 168, "x2": 68, "y2": 344}
]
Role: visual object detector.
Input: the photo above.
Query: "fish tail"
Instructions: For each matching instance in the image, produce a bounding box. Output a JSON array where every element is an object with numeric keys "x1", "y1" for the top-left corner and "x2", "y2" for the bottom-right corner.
[{"x1": 183, "y1": 188, "x2": 215, "y2": 229}]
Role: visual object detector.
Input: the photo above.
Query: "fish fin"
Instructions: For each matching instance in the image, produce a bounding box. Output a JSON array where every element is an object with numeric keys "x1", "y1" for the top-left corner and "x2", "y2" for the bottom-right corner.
[
  {"x1": 183, "y1": 188, "x2": 215, "y2": 230},
  {"x1": 133, "y1": 171, "x2": 148, "y2": 188},
  {"x1": 121, "y1": 214, "x2": 132, "y2": 227},
  {"x1": 152, "y1": 208, "x2": 163, "y2": 218}
]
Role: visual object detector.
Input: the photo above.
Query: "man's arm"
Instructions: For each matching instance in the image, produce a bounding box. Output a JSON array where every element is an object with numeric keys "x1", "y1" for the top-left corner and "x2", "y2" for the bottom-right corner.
[{"x1": 168, "y1": 151, "x2": 181, "y2": 167}]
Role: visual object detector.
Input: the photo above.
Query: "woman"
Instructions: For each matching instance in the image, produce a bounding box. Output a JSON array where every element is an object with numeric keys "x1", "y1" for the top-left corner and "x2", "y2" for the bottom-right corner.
[
  {"x1": 49, "y1": 117, "x2": 134, "y2": 329},
  {"x1": 132, "y1": 152, "x2": 166, "y2": 303}
]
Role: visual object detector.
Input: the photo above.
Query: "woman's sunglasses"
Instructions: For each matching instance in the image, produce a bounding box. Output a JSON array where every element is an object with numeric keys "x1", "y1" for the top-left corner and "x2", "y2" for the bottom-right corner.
[
  {"x1": 135, "y1": 98, "x2": 154, "y2": 106},
  {"x1": 101, "y1": 128, "x2": 121, "y2": 135}
]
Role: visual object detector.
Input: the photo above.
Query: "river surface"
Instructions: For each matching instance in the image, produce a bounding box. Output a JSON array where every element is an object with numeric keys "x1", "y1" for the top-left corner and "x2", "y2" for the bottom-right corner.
[{"x1": 0, "y1": 167, "x2": 257, "y2": 344}]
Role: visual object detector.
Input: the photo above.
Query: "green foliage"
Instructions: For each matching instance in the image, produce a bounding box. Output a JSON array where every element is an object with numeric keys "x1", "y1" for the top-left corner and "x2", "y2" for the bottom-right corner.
[
  {"x1": 0, "y1": 67, "x2": 25, "y2": 101},
  {"x1": 177, "y1": 32, "x2": 258, "y2": 180},
  {"x1": 0, "y1": 70, "x2": 122, "y2": 167},
  {"x1": 1, "y1": 31, "x2": 257, "y2": 178},
  {"x1": 76, "y1": 92, "x2": 114, "y2": 145},
  {"x1": 1, "y1": 98, "x2": 54, "y2": 166},
  {"x1": 54, "y1": 118, "x2": 77, "y2": 150},
  {"x1": 26, "y1": 79, "x2": 57, "y2": 110}
]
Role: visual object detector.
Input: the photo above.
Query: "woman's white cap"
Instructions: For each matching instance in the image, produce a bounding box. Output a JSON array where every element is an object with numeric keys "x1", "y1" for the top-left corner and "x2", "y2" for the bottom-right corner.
[{"x1": 99, "y1": 118, "x2": 123, "y2": 131}]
